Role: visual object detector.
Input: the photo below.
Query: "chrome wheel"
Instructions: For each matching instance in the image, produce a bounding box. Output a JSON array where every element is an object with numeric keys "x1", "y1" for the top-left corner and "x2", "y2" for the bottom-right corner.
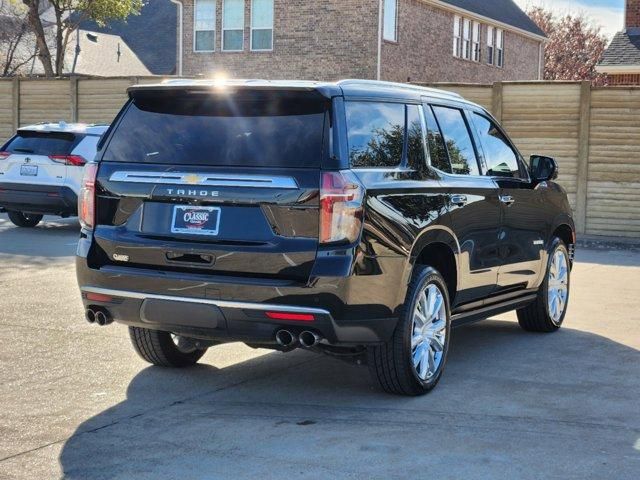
[
  {"x1": 411, "y1": 284, "x2": 447, "y2": 381},
  {"x1": 547, "y1": 249, "x2": 569, "y2": 323}
]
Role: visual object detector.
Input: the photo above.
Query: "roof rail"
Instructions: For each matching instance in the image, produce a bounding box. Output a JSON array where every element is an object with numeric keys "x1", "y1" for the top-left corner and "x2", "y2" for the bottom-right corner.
[{"x1": 337, "y1": 79, "x2": 463, "y2": 99}]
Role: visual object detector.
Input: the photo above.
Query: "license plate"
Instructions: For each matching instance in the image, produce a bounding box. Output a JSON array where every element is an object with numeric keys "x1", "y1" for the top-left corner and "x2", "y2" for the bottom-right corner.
[
  {"x1": 171, "y1": 206, "x2": 221, "y2": 236},
  {"x1": 20, "y1": 165, "x2": 38, "y2": 176}
]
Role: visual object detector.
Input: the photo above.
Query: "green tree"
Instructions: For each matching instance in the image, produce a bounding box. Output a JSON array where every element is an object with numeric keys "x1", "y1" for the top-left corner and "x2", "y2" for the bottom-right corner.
[{"x1": 22, "y1": 0, "x2": 143, "y2": 77}]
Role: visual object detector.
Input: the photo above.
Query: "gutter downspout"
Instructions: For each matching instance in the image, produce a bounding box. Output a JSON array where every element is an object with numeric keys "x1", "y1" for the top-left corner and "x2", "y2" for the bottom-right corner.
[
  {"x1": 377, "y1": 0, "x2": 383, "y2": 80},
  {"x1": 538, "y1": 42, "x2": 544, "y2": 80},
  {"x1": 170, "y1": 0, "x2": 183, "y2": 76}
]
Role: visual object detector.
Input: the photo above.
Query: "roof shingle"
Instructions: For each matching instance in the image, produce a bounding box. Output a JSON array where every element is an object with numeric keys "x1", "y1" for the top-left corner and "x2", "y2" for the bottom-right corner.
[{"x1": 599, "y1": 31, "x2": 640, "y2": 67}]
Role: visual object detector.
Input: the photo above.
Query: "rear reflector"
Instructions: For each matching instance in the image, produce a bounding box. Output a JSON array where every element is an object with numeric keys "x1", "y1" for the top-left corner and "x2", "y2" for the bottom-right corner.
[
  {"x1": 85, "y1": 292, "x2": 114, "y2": 303},
  {"x1": 265, "y1": 311, "x2": 315, "y2": 322}
]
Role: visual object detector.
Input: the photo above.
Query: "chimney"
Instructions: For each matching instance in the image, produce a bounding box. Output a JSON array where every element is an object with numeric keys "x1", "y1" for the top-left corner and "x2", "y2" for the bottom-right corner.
[{"x1": 626, "y1": 0, "x2": 640, "y2": 32}]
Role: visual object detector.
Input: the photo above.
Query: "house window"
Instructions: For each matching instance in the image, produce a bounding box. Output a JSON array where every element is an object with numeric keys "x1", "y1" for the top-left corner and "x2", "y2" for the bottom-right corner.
[
  {"x1": 194, "y1": 0, "x2": 216, "y2": 52},
  {"x1": 487, "y1": 25, "x2": 494, "y2": 65},
  {"x1": 472, "y1": 22, "x2": 481, "y2": 62},
  {"x1": 251, "y1": 0, "x2": 274, "y2": 51},
  {"x1": 222, "y1": 0, "x2": 244, "y2": 51},
  {"x1": 487, "y1": 27, "x2": 504, "y2": 67},
  {"x1": 383, "y1": 0, "x2": 397, "y2": 42},
  {"x1": 454, "y1": 16, "x2": 480, "y2": 62},
  {"x1": 462, "y1": 18, "x2": 471, "y2": 59},
  {"x1": 496, "y1": 28, "x2": 504, "y2": 67},
  {"x1": 453, "y1": 16, "x2": 462, "y2": 57}
]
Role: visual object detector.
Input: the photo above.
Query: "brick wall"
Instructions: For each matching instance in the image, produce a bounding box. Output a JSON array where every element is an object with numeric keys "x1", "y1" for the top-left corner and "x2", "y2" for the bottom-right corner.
[
  {"x1": 627, "y1": 0, "x2": 640, "y2": 28},
  {"x1": 180, "y1": 0, "x2": 379, "y2": 80},
  {"x1": 381, "y1": 0, "x2": 542, "y2": 83},
  {"x1": 608, "y1": 73, "x2": 640, "y2": 85}
]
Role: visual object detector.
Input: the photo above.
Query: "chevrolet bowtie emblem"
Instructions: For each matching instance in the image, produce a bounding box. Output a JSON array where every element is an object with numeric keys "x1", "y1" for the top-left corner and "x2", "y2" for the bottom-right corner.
[{"x1": 184, "y1": 174, "x2": 201, "y2": 185}]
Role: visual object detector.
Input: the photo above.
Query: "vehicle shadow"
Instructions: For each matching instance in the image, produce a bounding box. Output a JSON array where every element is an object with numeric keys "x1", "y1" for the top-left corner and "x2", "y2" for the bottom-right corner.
[
  {"x1": 0, "y1": 214, "x2": 79, "y2": 260},
  {"x1": 58, "y1": 319, "x2": 640, "y2": 479}
]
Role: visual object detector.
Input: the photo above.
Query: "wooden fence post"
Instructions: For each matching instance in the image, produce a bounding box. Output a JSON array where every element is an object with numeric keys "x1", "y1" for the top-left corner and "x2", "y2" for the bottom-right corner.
[
  {"x1": 492, "y1": 82, "x2": 503, "y2": 121},
  {"x1": 12, "y1": 77, "x2": 20, "y2": 130},
  {"x1": 575, "y1": 81, "x2": 591, "y2": 235},
  {"x1": 70, "y1": 76, "x2": 79, "y2": 123}
]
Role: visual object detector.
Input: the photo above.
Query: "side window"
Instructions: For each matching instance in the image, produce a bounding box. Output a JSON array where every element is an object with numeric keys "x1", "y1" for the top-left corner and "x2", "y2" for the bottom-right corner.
[
  {"x1": 406, "y1": 104, "x2": 426, "y2": 168},
  {"x1": 431, "y1": 105, "x2": 480, "y2": 176},
  {"x1": 346, "y1": 102, "x2": 405, "y2": 168},
  {"x1": 423, "y1": 105, "x2": 452, "y2": 173},
  {"x1": 473, "y1": 113, "x2": 521, "y2": 178}
]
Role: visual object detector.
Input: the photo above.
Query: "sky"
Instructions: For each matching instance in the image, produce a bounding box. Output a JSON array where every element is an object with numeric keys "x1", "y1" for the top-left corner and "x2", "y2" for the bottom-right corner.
[{"x1": 514, "y1": 0, "x2": 625, "y2": 39}]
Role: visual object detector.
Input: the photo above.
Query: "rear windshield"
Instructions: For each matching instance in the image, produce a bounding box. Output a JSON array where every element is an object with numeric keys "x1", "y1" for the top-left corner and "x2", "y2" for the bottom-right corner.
[
  {"x1": 102, "y1": 90, "x2": 328, "y2": 168},
  {"x1": 3, "y1": 131, "x2": 79, "y2": 156}
]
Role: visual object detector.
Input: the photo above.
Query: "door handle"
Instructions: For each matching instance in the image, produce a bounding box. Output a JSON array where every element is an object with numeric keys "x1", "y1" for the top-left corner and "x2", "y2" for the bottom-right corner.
[
  {"x1": 450, "y1": 194, "x2": 468, "y2": 207},
  {"x1": 500, "y1": 195, "x2": 516, "y2": 206}
]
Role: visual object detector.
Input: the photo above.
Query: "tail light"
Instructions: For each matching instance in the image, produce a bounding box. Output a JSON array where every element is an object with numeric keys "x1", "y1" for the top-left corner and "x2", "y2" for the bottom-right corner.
[
  {"x1": 50, "y1": 155, "x2": 87, "y2": 166},
  {"x1": 79, "y1": 163, "x2": 98, "y2": 230},
  {"x1": 320, "y1": 171, "x2": 365, "y2": 245},
  {"x1": 0, "y1": 151, "x2": 10, "y2": 160}
]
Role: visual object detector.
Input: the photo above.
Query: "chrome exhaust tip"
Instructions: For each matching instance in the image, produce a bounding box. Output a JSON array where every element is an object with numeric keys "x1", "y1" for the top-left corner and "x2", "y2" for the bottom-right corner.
[
  {"x1": 85, "y1": 309, "x2": 96, "y2": 324},
  {"x1": 275, "y1": 330, "x2": 297, "y2": 348},
  {"x1": 299, "y1": 331, "x2": 321, "y2": 348},
  {"x1": 93, "y1": 309, "x2": 113, "y2": 326}
]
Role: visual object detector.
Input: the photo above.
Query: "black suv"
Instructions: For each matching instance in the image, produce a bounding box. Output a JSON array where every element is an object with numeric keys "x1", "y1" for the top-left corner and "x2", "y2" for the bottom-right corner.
[{"x1": 76, "y1": 80, "x2": 575, "y2": 396}]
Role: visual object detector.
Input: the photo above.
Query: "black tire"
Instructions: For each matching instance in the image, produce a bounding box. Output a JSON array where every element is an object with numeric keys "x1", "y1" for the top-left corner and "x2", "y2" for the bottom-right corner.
[
  {"x1": 368, "y1": 266, "x2": 452, "y2": 396},
  {"x1": 8, "y1": 211, "x2": 43, "y2": 228},
  {"x1": 129, "y1": 327, "x2": 208, "y2": 367},
  {"x1": 517, "y1": 238, "x2": 571, "y2": 333}
]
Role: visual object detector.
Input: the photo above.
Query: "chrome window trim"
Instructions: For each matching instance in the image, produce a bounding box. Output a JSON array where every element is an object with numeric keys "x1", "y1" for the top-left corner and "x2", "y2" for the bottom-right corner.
[
  {"x1": 81, "y1": 287, "x2": 331, "y2": 316},
  {"x1": 108, "y1": 171, "x2": 299, "y2": 189}
]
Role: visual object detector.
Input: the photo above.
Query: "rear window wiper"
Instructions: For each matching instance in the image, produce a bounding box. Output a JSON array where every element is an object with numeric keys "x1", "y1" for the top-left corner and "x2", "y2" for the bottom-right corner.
[{"x1": 13, "y1": 148, "x2": 35, "y2": 154}]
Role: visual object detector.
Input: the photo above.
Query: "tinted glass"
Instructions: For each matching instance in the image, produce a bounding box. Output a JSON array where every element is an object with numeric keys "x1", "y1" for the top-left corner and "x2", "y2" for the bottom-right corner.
[
  {"x1": 346, "y1": 102, "x2": 405, "y2": 168},
  {"x1": 4, "y1": 131, "x2": 78, "y2": 156},
  {"x1": 473, "y1": 113, "x2": 520, "y2": 178},
  {"x1": 424, "y1": 106, "x2": 451, "y2": 173},
  {"x1": 103, "y1": 92, "x2": 326, "y2": 168},
  {"x1": 406, "y1": 105, "x2": 426, "y2": 168},
  {"x1": 432, "y1": 106, "x2": 479, "y2": 175}
]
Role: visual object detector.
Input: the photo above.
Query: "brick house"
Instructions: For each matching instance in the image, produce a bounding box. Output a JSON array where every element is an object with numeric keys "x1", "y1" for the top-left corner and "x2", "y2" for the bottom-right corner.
[
  {"x1": 597, "y1": 0, "x2": 640, "y2": 85},
  {"x1": 172, "y1": 0, "x2": 546, "y2": 82}
]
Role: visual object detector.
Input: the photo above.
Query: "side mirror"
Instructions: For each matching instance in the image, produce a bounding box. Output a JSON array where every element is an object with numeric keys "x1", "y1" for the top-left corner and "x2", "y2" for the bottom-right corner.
[{"x1": 530, "y1": 155, "x2": 558, "y2": 183}]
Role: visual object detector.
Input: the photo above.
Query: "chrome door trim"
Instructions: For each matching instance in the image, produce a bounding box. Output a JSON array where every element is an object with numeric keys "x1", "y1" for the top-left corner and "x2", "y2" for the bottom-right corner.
[{"x1": 108, "y1": 171, "x2": 299, "y2": 189}]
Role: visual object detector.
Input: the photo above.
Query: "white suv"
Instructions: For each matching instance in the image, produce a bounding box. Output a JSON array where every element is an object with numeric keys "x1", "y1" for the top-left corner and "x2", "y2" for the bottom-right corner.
[{"x1": 0, "y1": 122, "x2": 108, "y2": 227}]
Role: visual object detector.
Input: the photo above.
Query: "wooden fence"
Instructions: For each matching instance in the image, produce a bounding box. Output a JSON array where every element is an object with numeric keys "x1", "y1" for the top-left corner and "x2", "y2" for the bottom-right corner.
[{"x1": 0, "y1": 77, "x2": 639, "y2": 238}]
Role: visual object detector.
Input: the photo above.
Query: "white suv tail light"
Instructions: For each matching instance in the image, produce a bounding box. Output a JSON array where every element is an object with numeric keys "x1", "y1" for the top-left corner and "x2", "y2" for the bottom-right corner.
[
  {"x1": 79, "y1": 163, "x2": 98, "y2": 230},
  {"x1": 320, "y1": 171, "x2": 365, "y2": 245},
  {"x1": 0, "y1": 151, "x2": 10, "y2": 160},
  {"x1": 50, "y1": 155, "x2": 87, "y2": 166}
]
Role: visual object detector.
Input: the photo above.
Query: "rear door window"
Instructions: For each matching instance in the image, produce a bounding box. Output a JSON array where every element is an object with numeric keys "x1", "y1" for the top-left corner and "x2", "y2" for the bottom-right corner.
[
  {"x1": 431, "y1": 105, "x2": 480, "y2": 176},
  {"x1": 3, "y1": 131, "x2": 79, "y2": 156},
  {"x1": 346, "y1": 102, "x2": 405, "y2": 168},
  {"x1": 424, "y1": 106, "x2": 452, "y2": 173},
  {"x1": 103, "y1": 91, "x2": 327, "y2": 168}
]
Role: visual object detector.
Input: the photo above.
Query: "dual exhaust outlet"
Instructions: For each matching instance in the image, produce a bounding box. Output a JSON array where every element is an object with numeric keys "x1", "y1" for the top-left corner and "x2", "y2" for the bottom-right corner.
[
  {"x1": 85, "y1": 307, "x2": 113, "y2": 326},
  {"x1": 276, "y1": 329, "x2": 321, "y2": 349}
]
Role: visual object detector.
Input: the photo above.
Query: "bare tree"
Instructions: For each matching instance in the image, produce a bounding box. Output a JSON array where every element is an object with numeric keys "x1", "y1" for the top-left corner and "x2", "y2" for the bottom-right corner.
[
  {"x1": 21, "y1": 0, "x2": 143, "y2": 77},
  {"x1": 528, "y1": 6, "x2": 609, "y2": 86},
  {"x1": 0, "y1": 0, "x2": 36, "y2": 76}
]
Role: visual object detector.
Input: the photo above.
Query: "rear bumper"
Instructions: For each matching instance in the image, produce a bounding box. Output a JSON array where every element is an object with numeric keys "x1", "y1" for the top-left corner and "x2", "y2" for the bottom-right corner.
[
  {"x1": 76, "y1": 243, "x2": 408, "y2": 346},
  {"x1": 0, "y1": 182, "x2": 77, "y2": 216}
]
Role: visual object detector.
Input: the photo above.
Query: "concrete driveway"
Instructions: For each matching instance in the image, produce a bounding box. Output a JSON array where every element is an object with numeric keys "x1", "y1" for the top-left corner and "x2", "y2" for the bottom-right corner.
[{"x1": 0, "y1": 213, "x2": 638, "y2": 479}]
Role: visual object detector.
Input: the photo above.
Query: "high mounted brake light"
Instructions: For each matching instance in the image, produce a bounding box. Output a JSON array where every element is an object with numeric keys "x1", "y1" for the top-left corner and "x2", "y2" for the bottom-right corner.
[
  {"x1": 49, "y1": 155, "x2": 87, "y2": 166},
  {"x1": 319, "y1": 171, "x2": 365, "y2": 245},
  {"x1": 79, "y1": 163, "x2": 98, "y2": 230}
]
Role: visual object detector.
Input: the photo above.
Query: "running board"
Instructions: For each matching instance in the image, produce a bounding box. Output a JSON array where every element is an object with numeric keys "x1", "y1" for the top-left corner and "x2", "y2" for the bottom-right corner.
[{"x1": 451, "y1": 294, "x2": 538, "y2": 328}]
